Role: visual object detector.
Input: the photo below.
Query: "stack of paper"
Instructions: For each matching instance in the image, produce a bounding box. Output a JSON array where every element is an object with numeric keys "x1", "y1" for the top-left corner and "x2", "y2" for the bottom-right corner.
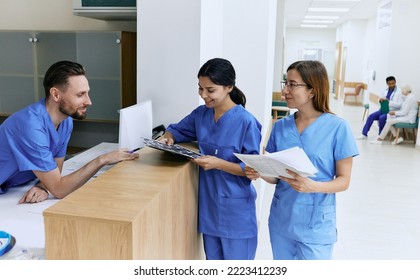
[{"x1": 234, "y1": 146, "x2": 317, "y2": 178}]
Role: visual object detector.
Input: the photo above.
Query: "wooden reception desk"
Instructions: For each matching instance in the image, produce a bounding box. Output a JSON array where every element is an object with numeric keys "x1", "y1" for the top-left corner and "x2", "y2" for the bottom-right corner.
[{"x1": 43, "y1": 144, "x2": 203, "y2": 260}]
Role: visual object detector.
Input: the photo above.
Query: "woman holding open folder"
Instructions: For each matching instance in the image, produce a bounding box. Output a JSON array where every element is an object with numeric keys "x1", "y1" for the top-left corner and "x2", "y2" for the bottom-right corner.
[
  {"x1": 163, "y1": 58, "x2": 262, "y2": 260},
  {"x1": 245, "y1": 60, "x2": 358, "y2": 260}
]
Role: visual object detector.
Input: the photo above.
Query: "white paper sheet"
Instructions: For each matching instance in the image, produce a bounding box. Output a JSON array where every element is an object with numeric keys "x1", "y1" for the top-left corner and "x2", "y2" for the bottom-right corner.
[{"x1": 234, "y1": 146, "x2": 317, "y2": 178}]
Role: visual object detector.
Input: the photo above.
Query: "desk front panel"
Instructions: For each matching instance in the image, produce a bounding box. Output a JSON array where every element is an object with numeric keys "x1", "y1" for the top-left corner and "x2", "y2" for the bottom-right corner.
[{"x1": 44, "y1": 146, "x2": 202, "y2": 260}]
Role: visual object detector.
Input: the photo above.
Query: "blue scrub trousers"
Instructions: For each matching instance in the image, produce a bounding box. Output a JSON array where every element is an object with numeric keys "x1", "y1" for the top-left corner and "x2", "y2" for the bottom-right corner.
[
  {"x1": 362, "y1": 109, "x2": 388, "y2": 136},
  {"x1": 269, "y1": 230, "x2": 334, "y2": 260},
  {"x1": 203, "y1": 234, "x2": 257, "y2": 260}
]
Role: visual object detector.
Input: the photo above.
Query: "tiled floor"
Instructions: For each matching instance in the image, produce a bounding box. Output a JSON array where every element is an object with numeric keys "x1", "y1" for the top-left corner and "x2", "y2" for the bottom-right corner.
[{"x1": 255, "y1": 96, "x2": 420, "y2": 260}]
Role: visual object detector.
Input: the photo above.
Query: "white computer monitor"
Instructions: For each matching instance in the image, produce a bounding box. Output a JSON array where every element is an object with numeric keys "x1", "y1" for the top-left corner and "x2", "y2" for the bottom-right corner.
[{"x1": 118, "y1": 100, "x2": 153, "y2": 150}]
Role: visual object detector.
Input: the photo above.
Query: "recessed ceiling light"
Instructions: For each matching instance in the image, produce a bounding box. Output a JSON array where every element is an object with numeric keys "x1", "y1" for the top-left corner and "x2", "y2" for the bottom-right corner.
[
  {"x1": 308, "y1": 8, "x2": 350, "y2": 13},
  {"x1": 300, "y1": 24, "x2": 328, "y2": 28},
  {"x1": 305, "y1": 15, "x2": 340, "y2": 20},
  {"x1": 302, "y1": 19, "x2": 334, "y2": 24},
  {"x1": 313, "y1": 0, "x2": 360, "y2": 2}
]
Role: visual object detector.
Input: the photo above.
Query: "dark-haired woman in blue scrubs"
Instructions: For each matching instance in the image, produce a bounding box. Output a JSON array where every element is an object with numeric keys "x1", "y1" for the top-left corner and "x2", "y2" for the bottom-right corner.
[{"x1": 163, "y1": 58, "x2": 261, "y2": 260}]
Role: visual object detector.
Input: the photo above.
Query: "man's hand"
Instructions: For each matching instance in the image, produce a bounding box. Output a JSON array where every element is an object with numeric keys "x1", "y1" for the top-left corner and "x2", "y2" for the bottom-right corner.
[
  {"x1": 100, "y1": 148, "x2": 140, "y2": 165},
  {"x1": 18, "y1": 184, "x2": 49, "y2": 204}
]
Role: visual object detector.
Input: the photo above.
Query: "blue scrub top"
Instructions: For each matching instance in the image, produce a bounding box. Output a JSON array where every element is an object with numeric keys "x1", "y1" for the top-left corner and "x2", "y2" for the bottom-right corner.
[
  {"x1": 0, "y1": 99, "x2": 73, "y2": 193},
  {"x1": 167, "y1": 104, "x2": 262, "y2": 239},
  {"x1": 266, "y1": 112, "x2": 359, "y2": 244}
]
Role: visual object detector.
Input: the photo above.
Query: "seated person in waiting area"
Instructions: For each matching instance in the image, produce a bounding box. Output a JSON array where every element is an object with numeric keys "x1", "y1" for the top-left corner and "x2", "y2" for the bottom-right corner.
[
  {"x1": 370, "y1": 84, "x2": 418, "y2": 145},
  {"x1": 0, "y1": 60, "x2": 139, "y2": 204},
  {"x1": 357, "y1": 76, "x2": 403, "y2": 140}
]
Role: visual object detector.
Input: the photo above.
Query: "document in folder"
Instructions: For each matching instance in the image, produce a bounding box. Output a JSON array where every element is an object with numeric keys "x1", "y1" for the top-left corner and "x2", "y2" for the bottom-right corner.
[
  {"x1": 234, "y1": 146, "x2": 318, "y2": 178},
  {"x1": 143, "y1": 137, "x2": 202, "y2": 159}
]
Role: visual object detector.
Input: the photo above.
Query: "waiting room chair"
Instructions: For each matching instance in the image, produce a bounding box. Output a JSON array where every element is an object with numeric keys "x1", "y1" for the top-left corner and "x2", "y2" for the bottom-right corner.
[
  {"x1": 389, "y1": 115, "x2": 419, "y2": 145},
  {"x1": 362, "y1": 103, "x2": 369, "y2": 121},
  {"x1": 344, "y1": 83, "x2": 364, "y2": 105},
  {"x1": 272, "y1": 100, "x2": 290, "y2": 121}
]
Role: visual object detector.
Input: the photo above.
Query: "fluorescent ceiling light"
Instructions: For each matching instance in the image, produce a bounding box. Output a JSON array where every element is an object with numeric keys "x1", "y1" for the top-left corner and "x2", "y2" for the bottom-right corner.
[
  {"x1": 305, "y1": 15, "x2": 340, "y2": 20},
  {"x1": 302, "y1": 19, "x2": 334, "y2": 24},
  {"x1": 300, "y1": 24, "x2": 328, "y2": 28},
  {"x1": 313, "y1": 0, "x2": 360, "y2": 2},
  {"x1": 308, "y1": 8, "x2": 350, "y2": 12}
]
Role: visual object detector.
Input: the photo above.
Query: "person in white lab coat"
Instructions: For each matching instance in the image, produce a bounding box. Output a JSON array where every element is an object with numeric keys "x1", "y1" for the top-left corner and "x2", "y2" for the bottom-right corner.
[
  {"x1": 370, "y1": 84, "x2": 418, "y2": 145},
  {"x1": 356, "y1": 76, "x2": 404, "y2": 139}
]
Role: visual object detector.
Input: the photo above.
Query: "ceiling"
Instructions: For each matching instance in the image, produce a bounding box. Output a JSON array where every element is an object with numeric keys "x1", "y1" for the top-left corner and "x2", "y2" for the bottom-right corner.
[{"x1": 284, "y1": 0, "x2": 379, "y2": 29}]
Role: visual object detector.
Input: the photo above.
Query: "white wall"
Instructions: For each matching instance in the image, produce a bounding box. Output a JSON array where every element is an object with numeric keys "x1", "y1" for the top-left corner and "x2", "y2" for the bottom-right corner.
[
  {"x1": 137, "y1": 0, "x2": 201, "y2": 128},
  {"x1": 335, "y1": 20, "x2": 370, "y2": 103},
  {"x1": 0, "y1": 0, "x2": 135, "y2": 31},
  {"x1": 138, "y1": 0, "x2": 278, "y2": 135},
  {"x1": 368, "y1": 1, "x2": 392, "y2": 96},
  {"x1": 284, "y1": 27, "x2": 336, "y2": 82},
  {"x1": 337, "y1": 20, "x2": 369, "y2": 83},
  {"x1": 388, "y1": 0, "x2": 420, "y2": 100},
  {"x1": 357, "y1": 0, "x2": 420, "y2": 100},
  {"x1": 221, "y1": 0, "x2": 277, "y2": 135},
  {"x1": 273, "y1": 0, "x2": 286, "y2": 92},
  {"x1": 200, "y1": 0, "x2": 224, "y2": 63},
  {"x1": 362, "y1": 17, "x2": 378, "y2": 103}
]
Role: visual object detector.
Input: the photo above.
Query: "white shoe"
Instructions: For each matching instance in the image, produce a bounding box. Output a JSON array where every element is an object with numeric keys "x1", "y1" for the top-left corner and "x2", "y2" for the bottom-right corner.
[
  {"x1": 356, "y1": 134, "x2": 367, "y2": 140},
  {"x1": 370, "y1": 138, "x2": 383, "y2": 144},
  {"x1": 392, "y1": 137, "x2": 404, "y2": 145}
]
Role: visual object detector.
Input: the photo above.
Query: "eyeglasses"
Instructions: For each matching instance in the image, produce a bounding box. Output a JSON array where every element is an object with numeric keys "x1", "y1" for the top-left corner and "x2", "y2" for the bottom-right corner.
[{"x1": 281, "y1": 81, "x2": 308, "y2": 91}]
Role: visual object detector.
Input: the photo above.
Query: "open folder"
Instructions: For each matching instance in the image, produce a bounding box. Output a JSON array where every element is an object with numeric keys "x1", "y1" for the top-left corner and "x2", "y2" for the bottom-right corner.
[
  {"x1": 234, "y1": 146, "x2": 317, "y2": 178},
  {"x1": 380, "y1": 99, "x2": 390, "y2": 114},
  {"x1": 142, "y1": 137, "x2": 202, "y2": 159}
]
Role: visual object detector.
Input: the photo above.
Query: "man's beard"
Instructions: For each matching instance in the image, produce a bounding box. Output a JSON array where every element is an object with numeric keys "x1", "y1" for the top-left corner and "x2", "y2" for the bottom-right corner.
[{"x1": 59, "y1": 101, "x2": 87, "y2": 120}]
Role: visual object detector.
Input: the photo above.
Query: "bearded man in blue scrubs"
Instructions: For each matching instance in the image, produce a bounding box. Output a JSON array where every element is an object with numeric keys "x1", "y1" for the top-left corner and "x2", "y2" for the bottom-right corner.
[{"x1": 0, "y1": 61, "x2": 138, "y2": 203}]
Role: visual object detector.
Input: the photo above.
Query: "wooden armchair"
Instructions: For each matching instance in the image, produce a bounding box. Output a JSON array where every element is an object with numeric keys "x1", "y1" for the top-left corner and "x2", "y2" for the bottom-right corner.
[{"x1": 344, "y1": 83, "x2": 364, "y2": 105}]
